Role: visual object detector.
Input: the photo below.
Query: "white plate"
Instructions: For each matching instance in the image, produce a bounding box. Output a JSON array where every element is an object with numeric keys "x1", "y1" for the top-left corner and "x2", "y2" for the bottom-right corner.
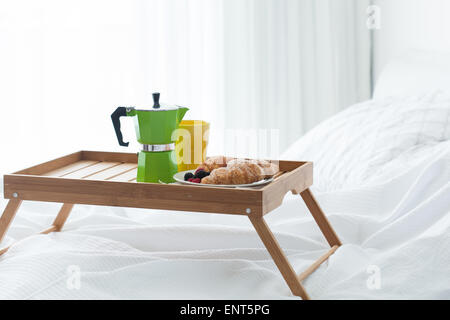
[{"x1": 173, "y1": 170, "x2": 273, "y2": 188}]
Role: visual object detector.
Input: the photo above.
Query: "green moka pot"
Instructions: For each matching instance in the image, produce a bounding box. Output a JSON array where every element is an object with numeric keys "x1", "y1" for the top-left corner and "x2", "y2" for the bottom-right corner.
[{"x1": 111, "y1": 93, "x2": 189, "y2": 183}]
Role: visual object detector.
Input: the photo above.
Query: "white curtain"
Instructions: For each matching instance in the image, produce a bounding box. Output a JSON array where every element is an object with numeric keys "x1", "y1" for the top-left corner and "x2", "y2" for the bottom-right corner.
[
  {"x1": 0, "y1": 0, "x2": 370, "y2": 173},
  {"x1": 221, "y1": 0, "x2": 371, "y2": 157}
]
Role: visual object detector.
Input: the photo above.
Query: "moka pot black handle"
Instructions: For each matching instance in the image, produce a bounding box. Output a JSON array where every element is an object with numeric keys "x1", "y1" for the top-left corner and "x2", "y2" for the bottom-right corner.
[{"x1": 111, "y1": 107, "x2": 129, "y2": 147}]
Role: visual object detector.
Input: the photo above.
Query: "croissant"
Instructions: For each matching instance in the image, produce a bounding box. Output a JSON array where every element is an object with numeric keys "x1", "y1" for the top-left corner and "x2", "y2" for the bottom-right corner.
[
  {"x1": 229, "y1": 159, "x2": 279, "y2": 177},
  {"x1": 259, "y1": 161, "x2": 279, "y2": 176},
  {"x1": 197, "y1": 155, "x2": 234, "y2": 172},
  {"x1": 201, "y1": 159, "x2": 279, "y2": 185},
  {"x1": 201, "y1": 162, "x2": 262, "y2": 184}
]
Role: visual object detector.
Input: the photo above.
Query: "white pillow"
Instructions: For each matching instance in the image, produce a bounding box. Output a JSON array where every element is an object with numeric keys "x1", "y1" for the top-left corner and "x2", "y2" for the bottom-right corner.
[
  {"x1": 374, "y1": 50, "x2": 450, "y2": 99},
  {"x1": 282, "y1": 92, "x2": 450, "y2": 192}
]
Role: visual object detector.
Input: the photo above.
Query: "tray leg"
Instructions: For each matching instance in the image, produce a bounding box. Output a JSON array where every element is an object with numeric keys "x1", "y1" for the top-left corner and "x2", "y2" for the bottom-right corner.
[
  {"x1": 248, "y1": 215, "x2": 310, "y2": 300},
  {"x1": 300, "y1": 188, "x2": 342, "y2": 247},
  {"x1": 0, "y1": 199, "x2": 22, "y2": 245},
  {"x1": 0, "y1": 202, "x2": 74, "y2": 256},
  {"x1": 52, "y1": 203, "x2": 74, "y2": 231}
]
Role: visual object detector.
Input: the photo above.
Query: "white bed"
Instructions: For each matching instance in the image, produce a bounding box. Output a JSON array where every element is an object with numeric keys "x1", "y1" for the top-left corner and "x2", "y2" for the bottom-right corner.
[{"x1": 0, "y1": 51, "x2": 449, "y2": 299}]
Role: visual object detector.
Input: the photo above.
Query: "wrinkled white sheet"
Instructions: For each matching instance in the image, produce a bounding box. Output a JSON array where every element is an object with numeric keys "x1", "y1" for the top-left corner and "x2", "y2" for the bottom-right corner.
[
  {"x1": 0, "y1": 147, "x2": 448, "y2": 299},
  {"x1": 0, "y1": 94, "x2": 449, "y2": 299}
]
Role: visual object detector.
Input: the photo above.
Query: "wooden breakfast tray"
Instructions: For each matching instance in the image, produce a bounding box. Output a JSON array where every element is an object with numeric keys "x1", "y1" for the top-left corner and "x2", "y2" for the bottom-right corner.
[{"x1": 0, "y1": 150, "x2": 341, "y2": 300}]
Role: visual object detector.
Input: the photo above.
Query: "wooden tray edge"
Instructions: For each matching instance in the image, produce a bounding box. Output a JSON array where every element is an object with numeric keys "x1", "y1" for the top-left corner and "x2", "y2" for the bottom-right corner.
[
  {"x1": 261, "y1": 162, "x2": 313, "y2": 215},
  {"x1": 5, "y1": 151, "x2": 313, "y2": 216}
]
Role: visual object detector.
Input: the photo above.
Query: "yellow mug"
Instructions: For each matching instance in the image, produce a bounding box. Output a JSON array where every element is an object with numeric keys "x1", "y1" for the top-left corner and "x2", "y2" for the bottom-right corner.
[{"x1": 175, "y1": 120, "x2": 210, "y2": 172}]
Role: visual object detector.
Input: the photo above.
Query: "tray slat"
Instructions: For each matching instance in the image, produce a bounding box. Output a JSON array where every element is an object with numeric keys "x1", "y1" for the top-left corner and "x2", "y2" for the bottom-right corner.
[
  {"x1": 87, "y1": 163, "x2": 137, "y2": 181},
  {"x1": 63, "y1": 162, "x2": 121, "y2": 179},
  {"x1": 108, "y1": 168, "x2": 138, "y2": 182},
  {"x1": 43, "y1": 160, "x2": 99, "y2": 177}
]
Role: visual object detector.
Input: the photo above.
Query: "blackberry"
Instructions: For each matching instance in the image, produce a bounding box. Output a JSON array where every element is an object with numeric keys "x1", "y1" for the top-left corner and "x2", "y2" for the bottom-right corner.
[
  {"x1": 195, "y1": 168, "x2": 205, "y2": 175},
  {"x1": 184, "y1": 172, "x2": 194, "y2": 181},
  {"x1": 196, "y1": 170, "x2": 209, "y2": 179}
]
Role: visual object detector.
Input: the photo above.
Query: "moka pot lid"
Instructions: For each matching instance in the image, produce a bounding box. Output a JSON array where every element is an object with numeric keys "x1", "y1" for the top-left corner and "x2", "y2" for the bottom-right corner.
[{"x1": 130, "y1": 92, "x2": 184, "y2": 112}]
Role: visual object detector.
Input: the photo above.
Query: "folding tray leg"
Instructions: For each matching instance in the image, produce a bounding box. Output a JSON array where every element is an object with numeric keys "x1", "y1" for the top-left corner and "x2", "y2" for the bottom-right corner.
[
  {"x1": 248, "y1": 215, "x2": 310, "y2": 300},
  {"x1": 0, "y1": 199, "x2": 22, "y2": 245},
  {"x1": 52, "y1": 204, "x2": 75, "y2": 231},
  {"x1": 0, "y1": 201, "x2": 75, "y2": 256},
  {"x1": 300, "y1": 188, "x2": 341, "y2": 247},
  {"x1": 292, "y1": 188, "x2": 342, "y2": 293},
  {"x1": 249, "y1": 188, "x2": 342, "y2": 300}
]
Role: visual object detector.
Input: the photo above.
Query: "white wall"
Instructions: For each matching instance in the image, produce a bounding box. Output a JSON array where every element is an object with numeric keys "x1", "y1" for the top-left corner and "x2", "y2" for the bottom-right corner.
[{"x1": 373, "y1": 0, "x2": 450, "y2": 83}]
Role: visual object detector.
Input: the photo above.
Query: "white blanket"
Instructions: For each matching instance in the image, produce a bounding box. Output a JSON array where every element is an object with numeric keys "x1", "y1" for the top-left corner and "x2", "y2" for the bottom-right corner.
[{"x1": 0, "y1": 94, "x2": 449, "y2": 299}]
